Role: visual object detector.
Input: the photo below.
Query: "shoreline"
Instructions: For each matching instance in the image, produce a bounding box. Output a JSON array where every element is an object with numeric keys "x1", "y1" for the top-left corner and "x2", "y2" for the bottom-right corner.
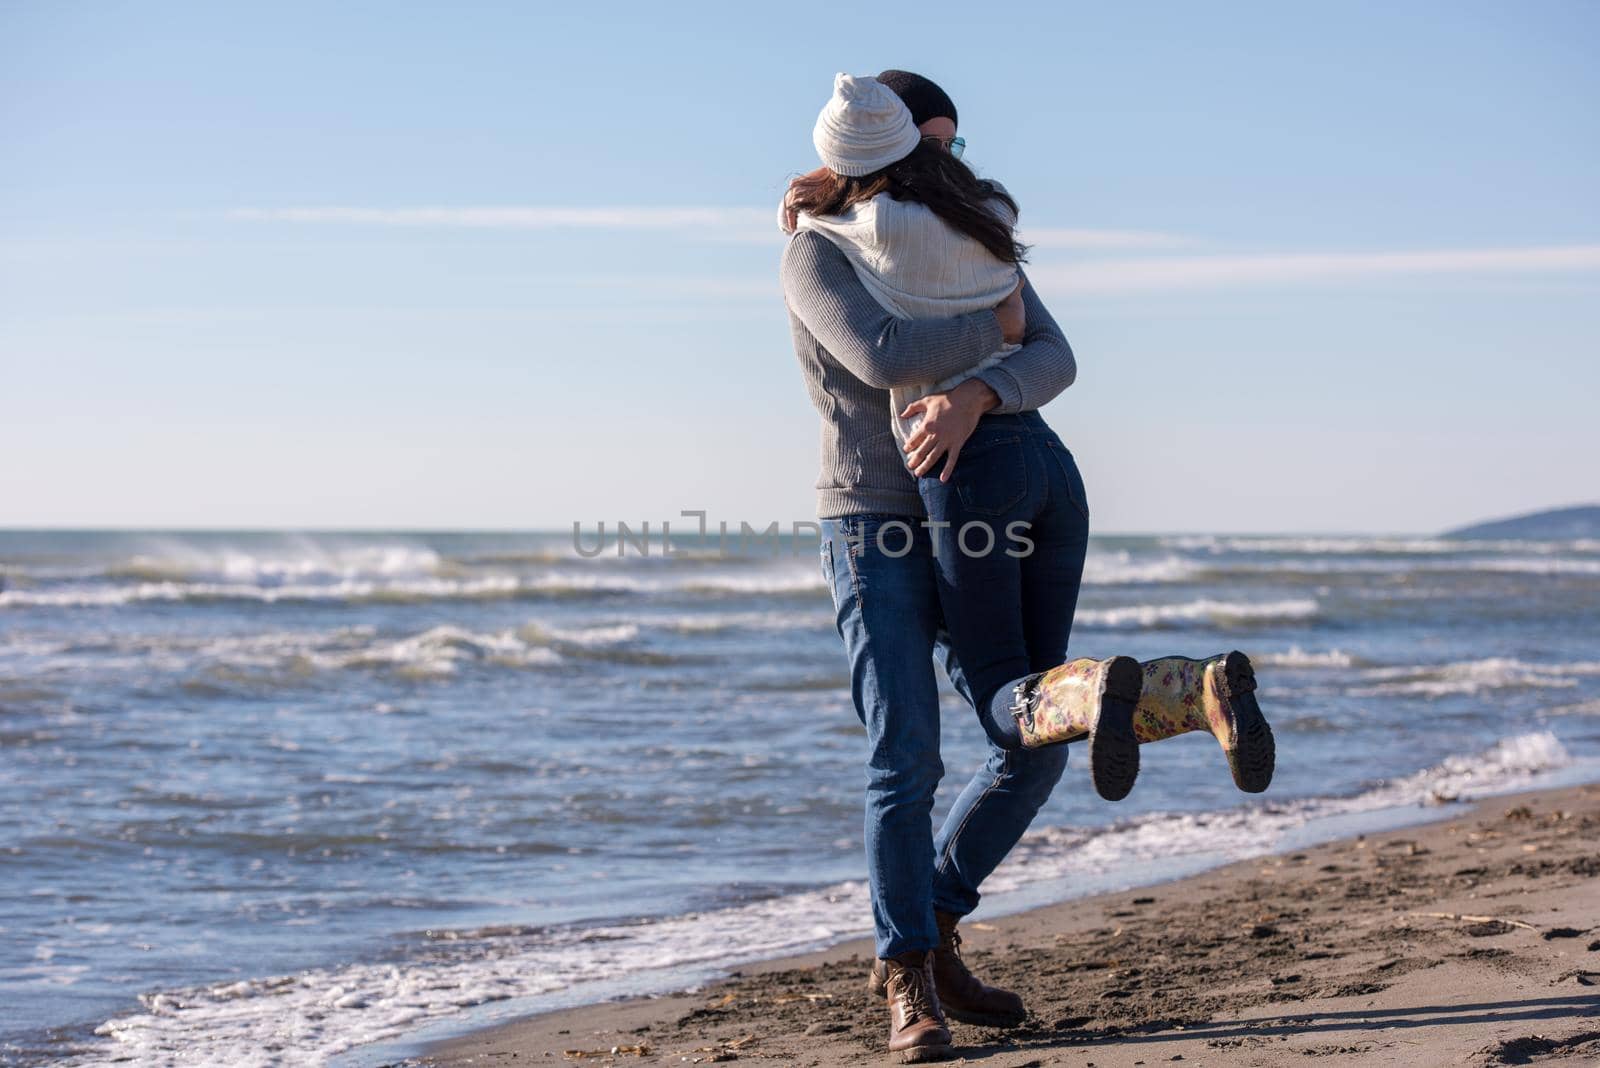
[{"x1": 414, "y1": 784, "x2": 1600, "y2": 1067}]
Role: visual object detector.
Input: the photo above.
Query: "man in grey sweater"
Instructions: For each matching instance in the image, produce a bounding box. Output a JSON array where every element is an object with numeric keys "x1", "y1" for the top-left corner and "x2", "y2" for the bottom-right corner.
[{"x1": 782, "y1": 70, "x2": 1080, "y2": 1063}]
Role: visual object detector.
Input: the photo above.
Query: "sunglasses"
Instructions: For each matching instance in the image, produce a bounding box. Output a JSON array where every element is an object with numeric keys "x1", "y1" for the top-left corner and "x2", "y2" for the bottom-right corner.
[{"x1": 921, "y1": 135, "x2": 966, "y2": 161}]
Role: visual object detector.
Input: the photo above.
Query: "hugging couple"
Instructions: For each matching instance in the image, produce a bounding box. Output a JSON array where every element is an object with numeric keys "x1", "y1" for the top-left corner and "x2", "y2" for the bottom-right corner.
[{"x1": 780, "y1": 70, "x2": 1277, "y2": 1062}]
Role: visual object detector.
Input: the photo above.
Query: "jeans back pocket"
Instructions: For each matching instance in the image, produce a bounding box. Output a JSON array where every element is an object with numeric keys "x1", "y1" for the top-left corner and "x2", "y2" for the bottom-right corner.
[{"x1": 952, "y1": 432, "x2": 1026, "y2": 516}]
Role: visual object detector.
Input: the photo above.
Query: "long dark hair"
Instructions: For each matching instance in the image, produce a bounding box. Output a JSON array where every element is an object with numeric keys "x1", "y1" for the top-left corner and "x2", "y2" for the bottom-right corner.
[{"x1": 785, "y1": 142, "x2": 1029, "y2": 264}]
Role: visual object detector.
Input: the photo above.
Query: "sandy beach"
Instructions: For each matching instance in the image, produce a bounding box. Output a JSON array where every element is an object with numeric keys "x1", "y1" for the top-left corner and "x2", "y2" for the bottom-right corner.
[{"x1": 423, "y1": 784, "x2": 1600, "y2": 1068}]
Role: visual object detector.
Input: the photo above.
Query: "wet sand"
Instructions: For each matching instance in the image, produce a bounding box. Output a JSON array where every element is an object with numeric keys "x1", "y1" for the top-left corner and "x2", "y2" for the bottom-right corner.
[{"x1": 422, "y1": 785, "x2": 1600, "y2": 1067}]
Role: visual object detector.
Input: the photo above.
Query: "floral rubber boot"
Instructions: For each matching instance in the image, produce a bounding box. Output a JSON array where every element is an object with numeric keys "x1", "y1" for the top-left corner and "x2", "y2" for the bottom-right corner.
[
  {"x1": 1133, "y1": 651, "x2": 1275, "y2": 794},
  {"x1": 1013, "y1": 656, "x2": 1143, "y2": 802}
]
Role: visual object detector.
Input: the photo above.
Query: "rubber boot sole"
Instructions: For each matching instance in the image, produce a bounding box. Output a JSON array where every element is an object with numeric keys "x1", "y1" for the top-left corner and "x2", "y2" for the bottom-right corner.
[
  {"x1": 1216, "y1": 650, "x2": 1275, "y2": 794},
  {"x1": 1088, "y1": 656, "x2": 1142, "y2": 802}
]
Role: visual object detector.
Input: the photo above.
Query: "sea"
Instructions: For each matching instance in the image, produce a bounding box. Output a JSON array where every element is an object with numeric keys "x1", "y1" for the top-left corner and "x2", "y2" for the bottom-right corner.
[{"x1": 2, "y1": 528, "x2": 1597, "y2": 1066}]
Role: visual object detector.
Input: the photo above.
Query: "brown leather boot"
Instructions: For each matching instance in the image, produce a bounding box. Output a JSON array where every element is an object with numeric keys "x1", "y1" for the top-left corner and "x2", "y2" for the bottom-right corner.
[
  {"x1": 868, "y1": 913, "x2": 1026, "y2": 1028},
  {"x1": 877, "y1": 950, "x2": 954, "y2": 1063}
]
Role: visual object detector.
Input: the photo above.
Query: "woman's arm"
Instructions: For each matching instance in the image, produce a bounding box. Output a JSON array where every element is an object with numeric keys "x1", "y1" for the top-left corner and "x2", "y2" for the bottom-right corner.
[
  {"x1": 781, "y1": 231, "x2": 1006, "y2": 390},
  {"x1": 900, "y1": 275, "x2": 1076, "y2": 479},
  {"x1": 973, "y1": 271, "x2": 1076, "y2": 413}
]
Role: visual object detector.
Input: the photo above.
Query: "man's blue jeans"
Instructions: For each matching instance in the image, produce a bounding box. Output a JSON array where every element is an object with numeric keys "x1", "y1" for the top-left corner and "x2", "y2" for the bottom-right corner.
[{"x1": 821, "y1": 512, "x2": 1071, "y2": 959}]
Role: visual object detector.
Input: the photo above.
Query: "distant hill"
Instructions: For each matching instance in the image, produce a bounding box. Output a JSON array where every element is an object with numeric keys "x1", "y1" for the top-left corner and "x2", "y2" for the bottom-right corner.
[{"x1": 1444, "y1": 504, "x2": 1600, "y2": 540}]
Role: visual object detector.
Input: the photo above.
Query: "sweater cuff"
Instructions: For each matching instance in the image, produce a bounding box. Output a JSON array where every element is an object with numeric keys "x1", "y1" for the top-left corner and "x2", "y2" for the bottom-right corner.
[{"x1": 976, "y1": 363, "x2": 1025, "y2": 415}]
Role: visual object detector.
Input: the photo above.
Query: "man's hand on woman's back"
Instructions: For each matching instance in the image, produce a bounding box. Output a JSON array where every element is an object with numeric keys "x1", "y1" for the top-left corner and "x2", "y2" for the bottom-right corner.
[{"x1": 899, "y1": 378, "x2": 1000, "y2": 481}]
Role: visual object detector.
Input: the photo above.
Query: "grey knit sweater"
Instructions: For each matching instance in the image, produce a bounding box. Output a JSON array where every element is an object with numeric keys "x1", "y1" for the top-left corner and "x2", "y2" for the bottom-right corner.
[{"x1": 781, "y1": 229, "x2": 1078, "y2": 518}]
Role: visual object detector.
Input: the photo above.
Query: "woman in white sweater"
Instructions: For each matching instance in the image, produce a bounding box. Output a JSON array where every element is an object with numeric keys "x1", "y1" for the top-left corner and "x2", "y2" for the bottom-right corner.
[{"x1": 784, "y1": 74, "x2": 1275, "y2": 805}]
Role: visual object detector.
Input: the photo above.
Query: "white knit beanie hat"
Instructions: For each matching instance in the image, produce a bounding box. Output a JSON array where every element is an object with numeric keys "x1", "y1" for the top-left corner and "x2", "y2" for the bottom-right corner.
[{"x1": 812, "y1": 72, "x2": 921, "y2": 178}]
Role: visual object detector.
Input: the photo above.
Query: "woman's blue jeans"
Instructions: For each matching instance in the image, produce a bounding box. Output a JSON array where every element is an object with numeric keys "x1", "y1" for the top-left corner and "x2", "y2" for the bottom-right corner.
[
  {"x1": 820, "y1": 464, "x2": 1081, "y2": 956},
  {"x1": 919, "y1": 410, "x2": 1092, "y2": 747}
]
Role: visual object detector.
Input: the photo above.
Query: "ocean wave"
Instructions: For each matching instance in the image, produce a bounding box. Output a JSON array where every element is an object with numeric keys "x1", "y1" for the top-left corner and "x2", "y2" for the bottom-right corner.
[
  {"x1": 677, "y1": 576, "x2": 828, "y2": 596},
  {"x1": 0, "y1": 569, "x2": 830, "y2": 609},
  {"x1": 1159, "y1": 534, "x2": 1600, "y2": 556},
  {"x1": 98, "y1": 544, "x2": 447, "y2": 585},
  {"x1": 1080, "y1": 551, "x2": 1197, "y2": 585},
  {"x1": 63, "y1": 731, "x2": 1577, "y2": 1068},
  {"x1": 518, "y1": 622, "x2": 640, "y2": 647},
  {"x1": 1252, "y1": 645, "x2": 1359, "y2": 668},
  {"x1": 991, "y1": 734, "x2": 1573, "y2": 896},
  {"x1": 1076, "y1": 597, "x2": 1319, "y2": 629},
  {"x1": 1161, "y1": 535, "x2": 1463, "y2": 555},
  {"x1": 648, "y1": 609, "x2": 833, "y2": 634},
  {"x1": 1349, "y1": 657, "x2": 1600, "y2": 697},
  {"x1": 223, "y1": 624, "x2": 568, "y2": 679},
  {"x1": 3, "y1": 612, "x2": 820, "y2": 686},
  {"x1": 71, "y1": 885, "x2": 877, "y2": 1067},
  {"x1": 1460, "y1": 557, "x2": 1600, "y2": 576},
  {"x1": 320, "y1": 625, "x2": 564, "y2": 676},
  {"x1": 0, "y1": 576, "x2": 522, "y2": 608},
  {"x1": 1544, "y1": 698, "x2": 1600, "y2": 718},
  {"x1": 1252, "y1": 556, "x2": 1600, "y2": 578},
  {"x1": 1380, "y1": 731, "x2": 1573, "y2": 802},
  {"x1": 1128, "y1": 555, "x2": 1600, "y2": 583},
  {"x1": 10, "y1": 543, "x2": 1593, "y2": 614},
  {"x1": 9, "y1": 625, "x2": 570, "y2": 682}
]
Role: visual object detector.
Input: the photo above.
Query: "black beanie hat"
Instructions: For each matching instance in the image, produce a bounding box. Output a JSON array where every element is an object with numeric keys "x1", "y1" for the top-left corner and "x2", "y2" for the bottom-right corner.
[{"x1": 876, "y1": 69, "x2": 957, "y2": 129}]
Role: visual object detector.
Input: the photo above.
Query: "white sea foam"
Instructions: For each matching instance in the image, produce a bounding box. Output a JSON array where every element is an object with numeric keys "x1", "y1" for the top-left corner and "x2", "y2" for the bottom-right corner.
[
  {"x1": 1277, "y1": 556, "x2": 1600, "y2": 578},
  {"x1": 1545, "y1": 698, "x2": 1600, "y2": 718},
  {"x1": 1081, "y1": 551, "x2": 1197, "y2": 585},
  {"x1": 1350, "y1": 657, "x2": 1600, "y2": 697},
  {"x1": 318, "y1": 626, "x2": 564, "y2": 676},
  {"x1": 65, "y1": 732, "x2": 1576, "y2": 1068},
  {"x1": 1076, "y1": 597, "x2": 1319, "y2": 629},
  {"x1": 988, "y1": 734, "x2": 1573, "y2": 893},
  {"x1": 3, "y1": 612, "x2": 831, "y2": 684},
  {"x1": 75, "y1": 885, "x2": 876, "y2": 1068},
  {"x1": 646, "y1": 609, "x2": 832, "y2": 634},
  {"x1": 1160, "y1": 535, "x2": 1465, "y2": 555},
  {"x1": 1381, "y1": 731, "x2": 1573, "y2": 801},
  {"x1": 1161, "y1": 533, "x2": 1600, "y2": 554},
  {"x1": 12, "y1": 625, "x2": 570, "y2": 681},
  {"x1": 104, "y1": 543, "x2": 446, "y2": 585},
  {"x1": 1461, "y1": 557, "x2": 1600, "y2": 576},
  {"x1": 520, "y1": 622, "x2": 641, "y2": 647},
  {"x1": 9, "y1": 534, "x2": 1593, "y2": 612},
  {"x1": 0, "y1": 568, "x2": 830, "y2": 609},
  {"x1": 1253, "y1": 646, "x2": 1358, "y2": 669},
  {"x1": 0, "y1": 576, "x2": 522, "y2": 608}
]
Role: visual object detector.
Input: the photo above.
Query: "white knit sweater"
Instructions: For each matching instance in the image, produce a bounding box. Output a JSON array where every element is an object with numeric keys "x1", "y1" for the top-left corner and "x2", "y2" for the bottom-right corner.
[{"x1": 794, "y1": 191, "x2": 1021, "y2": 449}]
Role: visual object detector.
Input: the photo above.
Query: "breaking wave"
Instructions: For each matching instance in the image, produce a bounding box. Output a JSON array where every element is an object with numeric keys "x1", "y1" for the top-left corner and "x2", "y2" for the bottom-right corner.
[
  {"x1": 62, "y1": 732, "x2": 1577, "y2": 1067},
  {"x1": 1351, "y1": 658, "x2": 1600, "y2": 697},
  {"x1": 1076, "y1": 597, "x2": 1320, "y2": 629}
]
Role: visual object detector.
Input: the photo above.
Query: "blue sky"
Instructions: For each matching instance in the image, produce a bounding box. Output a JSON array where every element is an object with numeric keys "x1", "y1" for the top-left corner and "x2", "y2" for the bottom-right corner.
[{"x1": 2, "y1": 1, "x2": 1596, "y2": 532}]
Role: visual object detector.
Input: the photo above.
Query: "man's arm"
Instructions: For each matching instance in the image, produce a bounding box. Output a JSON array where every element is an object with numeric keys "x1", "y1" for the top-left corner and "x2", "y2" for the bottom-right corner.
[
  {"x1": 974, "y1": 271, "x2": 1076, "y2": 413},
  {"x1": 781, "y1": 230, "x2": 1005, "y2": 389}
]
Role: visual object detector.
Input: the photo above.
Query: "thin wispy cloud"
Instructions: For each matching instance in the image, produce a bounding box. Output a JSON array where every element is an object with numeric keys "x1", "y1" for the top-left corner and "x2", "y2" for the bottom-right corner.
[
  {"x1": 229, "y1": 206, "x2": 777, "y2": 230},
  {"x1": 573, "y1": 244, "x2": 1600, "y2": 301},
  {"x1": 228, "y1": 205, "x2": 1192, "y2": 249},
  {"x1": 1028, "y1": 245, "x2": 1600, "y2": 294},
  {"x1": 1020, "y1": 227, "x2": 1195, "y2": 250},
  {"x1": 565, "y1": 274, "x2": 781, "y2": 298},
  {"x1": 228, "y1": 208, "x2": 1600, "y2": 295}
]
